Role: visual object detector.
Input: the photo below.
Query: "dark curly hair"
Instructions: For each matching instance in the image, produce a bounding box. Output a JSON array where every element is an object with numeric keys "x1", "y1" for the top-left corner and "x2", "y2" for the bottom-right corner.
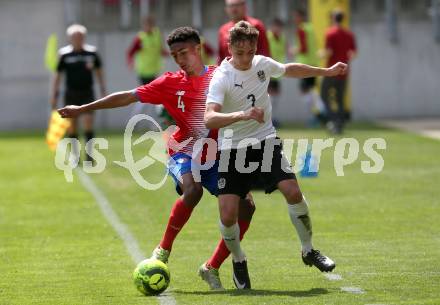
[{"x1": 166, "y1": 27, "x2": 201, "y2": 47}]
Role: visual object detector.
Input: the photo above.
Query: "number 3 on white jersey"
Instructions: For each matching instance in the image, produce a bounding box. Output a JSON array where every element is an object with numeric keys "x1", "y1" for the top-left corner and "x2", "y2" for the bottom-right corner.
[{"x1": 176, "y1": 90, "x2": 186, "y2": 112}]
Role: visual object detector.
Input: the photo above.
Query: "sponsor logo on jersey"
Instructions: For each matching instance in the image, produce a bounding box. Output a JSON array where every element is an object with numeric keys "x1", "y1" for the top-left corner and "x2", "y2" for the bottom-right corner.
[{"x1": 234, "y1": 81, "x2": 243, "y2": 89}]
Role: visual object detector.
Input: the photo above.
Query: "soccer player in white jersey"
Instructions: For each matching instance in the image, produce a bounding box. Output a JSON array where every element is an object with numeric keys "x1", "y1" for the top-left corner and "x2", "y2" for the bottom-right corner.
[{"x1": 204, "y1": 21, "x2": 347, "y2": 289}]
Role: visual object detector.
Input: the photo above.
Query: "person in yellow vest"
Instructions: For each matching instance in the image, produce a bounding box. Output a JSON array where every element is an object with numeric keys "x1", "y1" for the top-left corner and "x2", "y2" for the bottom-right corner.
[
  {"x1": 127, "y1": 16, "x2": 172, "y2": 126},
  {"x1": 127, "y1": 15, "x2": 167, "y2": 85},
  {"x1": 292, "y1": 9, "x2": 327, "y2": 127},
  {"x1": 267, "y1": 18, "x2": 287, "y2": 127}
]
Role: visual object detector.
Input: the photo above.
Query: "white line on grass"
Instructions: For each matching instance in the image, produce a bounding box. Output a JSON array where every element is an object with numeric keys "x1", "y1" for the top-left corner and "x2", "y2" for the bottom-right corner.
[
  {"x1": 324, "y1": 273, "x2": 343, "y2": 281},
  {"x1": 323, "y1": 273, "x2": 366, "y2": 295},
  {"x1": 76, "y1": 168, "x2": 177, "y2": 305},
  {"x1": 340, "y1": 286, "x2": 365, "y2": 294}
]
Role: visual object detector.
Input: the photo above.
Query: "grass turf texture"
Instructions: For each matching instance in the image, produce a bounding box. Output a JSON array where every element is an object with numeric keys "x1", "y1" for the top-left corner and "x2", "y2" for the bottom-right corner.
[{"x1": 0, "y1": 124, "x2": 439, "y2": 305}]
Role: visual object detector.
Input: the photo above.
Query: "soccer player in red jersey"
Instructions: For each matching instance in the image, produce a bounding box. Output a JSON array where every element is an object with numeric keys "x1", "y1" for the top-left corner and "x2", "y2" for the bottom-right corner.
[
  {"x1": 58, "y1": 27, "x2": 258, "y2": 290},
  {"x1": 217, "y1": 0, "x2": 270, "y2": 64}
]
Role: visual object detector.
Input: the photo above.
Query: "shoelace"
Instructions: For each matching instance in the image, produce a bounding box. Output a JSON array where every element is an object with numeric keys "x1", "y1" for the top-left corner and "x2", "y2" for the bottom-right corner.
[
  {"x1": 235, "y1": 262, "x2": 246, "y2": 271},
  {"x1": 207, "y1": 268, "x2": 222, "y2": 287},
  {"x1": 311, "y1": 250, "x2": 326, "y2": 262},
  {"x1": 210, "y1": 268, "x2": 219, "y2": 276}
]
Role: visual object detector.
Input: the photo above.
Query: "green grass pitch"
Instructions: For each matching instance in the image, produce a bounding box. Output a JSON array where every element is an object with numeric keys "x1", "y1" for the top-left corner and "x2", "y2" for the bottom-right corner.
[{"x1": 1, "y1": 125, "x2": 439, "y2": 305}]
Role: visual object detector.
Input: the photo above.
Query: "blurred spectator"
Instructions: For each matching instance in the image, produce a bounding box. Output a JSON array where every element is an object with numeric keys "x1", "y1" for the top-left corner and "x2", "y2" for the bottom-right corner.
[
  {"x1": 217, "y1": 0, "x2": 270, "y2": 64},
  {"x1": 50, "y1": 24, "x2": 106, "y2": 162},
  {"x1": 198, "y1": 28, "x2": 216, "y2": 65},
  {"x1": 267, "y1": 18, "x2": 287, "y2": 127},
  {"x1": 127, "y1": 16, "x2": 170, "y2": 124},
  {"x1": 292, "y1": 9, "x2": 327, "y2": 127},
  {"x1": 321, "y1": 9, "x2": 357, "y2": 134},
  {"x1": 127, "y1": 15, "x2": 167, "y2": 85}
]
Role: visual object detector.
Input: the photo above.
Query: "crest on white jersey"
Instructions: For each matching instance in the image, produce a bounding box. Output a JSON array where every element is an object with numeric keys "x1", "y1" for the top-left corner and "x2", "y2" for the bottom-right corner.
[{"x1": 257, "y1": 70, "x2": 266, "y2": 82}]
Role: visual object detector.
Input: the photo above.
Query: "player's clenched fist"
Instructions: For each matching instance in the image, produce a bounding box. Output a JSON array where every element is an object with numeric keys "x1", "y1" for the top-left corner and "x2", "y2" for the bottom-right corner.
[
  {"x1": 58, "y1": 105, "x2": 83, "y2": 118},
  {"x1": 325, "y1": 62, "x2": 348, "y2": 77},
  {"x1": 242, "y1": 106, "x2": 265, "y2": 123}
]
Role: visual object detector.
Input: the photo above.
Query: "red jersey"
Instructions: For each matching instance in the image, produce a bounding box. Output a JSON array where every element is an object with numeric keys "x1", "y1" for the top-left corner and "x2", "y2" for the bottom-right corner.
[
  {"x1": 217, "y1": 16, "x2": 271, "y2": 64},
  {"x1": 325, "y1": 26, "x2": 356, "y2": 78},
  {"x1": 134, "y1": 65, "x2": 218, "y2": 157}
]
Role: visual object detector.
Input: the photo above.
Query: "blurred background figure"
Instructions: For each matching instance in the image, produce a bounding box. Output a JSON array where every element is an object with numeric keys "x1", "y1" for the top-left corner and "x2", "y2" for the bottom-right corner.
[
  {"x1": 2, "y1": 0, "x2": 438, "y2": 133},
  {"x1": 217, "y1": 0, "x2": 270, "y2": 64},
  {"x1": 127, "y1": 15, "x2": 167, "y2": 86},
  {"x1": 199, "y1": 28, "x2": 216, "y2": 65},
  {"x1": 292, "y1": 8, "x2": 327, "y2": 128},
  {"x1": 50, "y1": 24, "x2": 106, "y2": 162},
  {"x1": 127, "y1": 15, "x2": 169, "y2": 125},
  {"x1": 267, "y1": 17, "x2": 287, "y2": 127},
  {"x1": 321, "y1": 9, "x2": 357, "y2": 134}
]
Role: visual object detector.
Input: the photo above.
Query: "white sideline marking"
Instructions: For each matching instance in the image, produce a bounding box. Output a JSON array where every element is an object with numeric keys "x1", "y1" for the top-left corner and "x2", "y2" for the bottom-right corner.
[
  {"x1": 76, "y1": 168, "x2": 177, "y2": 305},
  {"x1": 324, "y1": 273, "x2": 343, "y2": 281},
  {"x1": 341, "y1": 286, "x2": 365, "y2": 294},
  {"x1": 324, "y1": 273, "x2": 366, "y2": 295},
  {"x1": 379, "y1": 119, "x2": 440, "y2": 141}
]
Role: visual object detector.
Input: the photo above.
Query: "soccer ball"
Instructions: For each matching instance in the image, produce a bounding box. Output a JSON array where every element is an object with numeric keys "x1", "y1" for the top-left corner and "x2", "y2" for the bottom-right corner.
[{"x1": 133, "y1": 259, "x2": 170, "y2": 296}]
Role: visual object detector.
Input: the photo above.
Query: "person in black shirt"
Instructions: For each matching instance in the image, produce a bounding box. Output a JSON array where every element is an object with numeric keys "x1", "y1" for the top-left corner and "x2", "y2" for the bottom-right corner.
[{"x1": 50, "y1": 24, "x2": 106, "y2": 162}]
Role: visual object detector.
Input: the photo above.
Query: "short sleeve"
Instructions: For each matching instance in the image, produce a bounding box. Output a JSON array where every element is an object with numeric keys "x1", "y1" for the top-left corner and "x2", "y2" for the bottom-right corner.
[
  {"x1": 264, "y1": 56, "x2": 286, "y2": 78},
  {"x1": 350, "y1": 33, "x2": 357, "y2": 52},
  {"x1": 206, "y1": 70, "x2": 227, "y2": 106},
  {"x1": 56, "y1": 55, "x2": 65, "y2": 72},
  {"x1": 133, "y1": 75, "x2": 166, "y2": 105},
  {"x1": 94, "y1": 53, "x2": 102, "y2": 69},
  {"x1": 325, "y1": 31, "x2": 334, "y2": 50}
]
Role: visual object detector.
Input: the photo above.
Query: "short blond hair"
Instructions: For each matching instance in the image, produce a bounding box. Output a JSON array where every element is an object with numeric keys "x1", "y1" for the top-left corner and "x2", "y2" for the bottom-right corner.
[
  {"x1": 228, "y1": 21, "x2": 259, "y2": 46},
  {"x1": 66, "y1": 24, "x2": 87, "y2": 37}
]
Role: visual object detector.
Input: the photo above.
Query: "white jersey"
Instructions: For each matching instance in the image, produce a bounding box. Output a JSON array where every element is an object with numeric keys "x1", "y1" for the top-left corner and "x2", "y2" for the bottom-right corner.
[{"x1": 206, "y1": 55, "x2": 285, "y2": 149}]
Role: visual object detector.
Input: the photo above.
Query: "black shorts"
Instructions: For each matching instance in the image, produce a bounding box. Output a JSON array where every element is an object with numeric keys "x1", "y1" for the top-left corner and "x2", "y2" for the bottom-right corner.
[
  {"x1": 139, "y1": 76, "x2": 156, "y2": 85},
  {"x1": 268, "y1": 79, "x2": 280, "y2": 93},
  {"x1": 300, "y1": 77, "x2": 316, "y2": 92},
  {"x1": 217, "y1": 137, "x2": 296, "y2": 198},
  {"x1": 64, "y1": 89, "x2": 95, "y2": 106}
]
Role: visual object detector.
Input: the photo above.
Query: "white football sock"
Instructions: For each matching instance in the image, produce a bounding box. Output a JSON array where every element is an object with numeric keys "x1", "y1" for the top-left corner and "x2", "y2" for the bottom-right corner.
[
  {"x1": 219, "y1": 221, "x2": 246, "y2": 262},
  {"x1": 287, "y1": 197, "x2": 313, "y2": 255}
]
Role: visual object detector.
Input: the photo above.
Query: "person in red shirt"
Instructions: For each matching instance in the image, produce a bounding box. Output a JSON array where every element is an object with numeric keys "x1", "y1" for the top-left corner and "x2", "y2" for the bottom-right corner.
[
  {"x1": 217, "y1": 0, "x2": 270, "y2": 64},
  {"x1": 57, "y1": 27, "x2": 257, "y2": 291},
  {"x1": 321, "y1": 9, "x2": 357, "y2": 134}
]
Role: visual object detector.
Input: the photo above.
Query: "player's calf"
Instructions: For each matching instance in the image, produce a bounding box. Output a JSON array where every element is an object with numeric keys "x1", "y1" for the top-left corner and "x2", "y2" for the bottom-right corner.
[{"x1": 238, "y1": 193, "x2": 256, "y2": 221}]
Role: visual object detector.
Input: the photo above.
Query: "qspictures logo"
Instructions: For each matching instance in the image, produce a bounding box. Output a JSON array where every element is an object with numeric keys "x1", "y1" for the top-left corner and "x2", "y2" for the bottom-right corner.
[{"x1": 55, "y1": 115, "x2": 386, "y2": 190}]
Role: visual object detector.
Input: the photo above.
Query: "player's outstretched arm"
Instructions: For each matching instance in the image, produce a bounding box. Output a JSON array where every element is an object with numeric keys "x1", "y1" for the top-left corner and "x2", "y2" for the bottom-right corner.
[
  {"x1": 283, "y1": 62, "x2": 348, "y2": 78},
  {"x1": 58, "y1": 90, "x2": 137, "y2": 118},
  {"x1": 204, "y1": 103, "x2": 264, "y2": 129}
]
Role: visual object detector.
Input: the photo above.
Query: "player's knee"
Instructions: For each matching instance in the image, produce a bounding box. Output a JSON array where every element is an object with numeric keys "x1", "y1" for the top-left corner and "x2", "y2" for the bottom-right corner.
[
  {"x1": 220, "y1": 215, "x2": 236, "y2": 227},
  {"x1": 220, "y1": 205, "x2": 238, "y2": 227},
  {"x1": 284, "y1": 184, "x2": 303, "y2": 204},
  {"x1": 183, "y1": 183, "x2": 203, "y2": 207}
]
